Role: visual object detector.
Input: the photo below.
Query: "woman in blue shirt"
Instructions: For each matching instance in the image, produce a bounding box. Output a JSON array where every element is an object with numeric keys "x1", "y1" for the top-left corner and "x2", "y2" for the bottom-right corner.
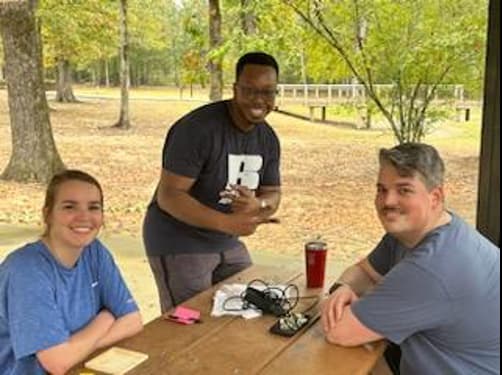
[{"x1": 0, "y1": 170, "x2": 143, "y2": 375}]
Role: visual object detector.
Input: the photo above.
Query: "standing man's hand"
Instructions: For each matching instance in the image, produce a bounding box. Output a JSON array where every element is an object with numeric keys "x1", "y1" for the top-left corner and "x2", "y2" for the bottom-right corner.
[
  {"x1": 220, "y1": 184, "x2": 260, "y2": 214},
  {"x1": 321, "y1": 285, "x2": 359, "y2": 334},
  {"x1": 223, "y1": 212, "x2": 260, "y2": 236},
  {"x1": 217, "y1": 183, "x2": 281, "y2": 234}
]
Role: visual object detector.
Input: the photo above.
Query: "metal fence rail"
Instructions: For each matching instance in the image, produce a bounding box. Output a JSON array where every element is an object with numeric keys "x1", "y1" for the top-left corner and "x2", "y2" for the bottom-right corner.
[{"x1": 276, "y1": 84, "x2": 464, "y2": 106}]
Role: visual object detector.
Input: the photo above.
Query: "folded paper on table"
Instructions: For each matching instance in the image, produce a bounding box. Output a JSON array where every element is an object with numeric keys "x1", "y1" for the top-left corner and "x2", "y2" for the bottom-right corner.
[{"x1": 84, "y1": 347, "x2": 148, "y2": 375}]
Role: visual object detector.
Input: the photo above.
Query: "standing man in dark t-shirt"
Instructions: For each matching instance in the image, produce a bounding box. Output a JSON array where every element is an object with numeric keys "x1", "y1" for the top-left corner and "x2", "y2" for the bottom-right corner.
[{"x1": 143, "y1": 52, "x2": 282, "y2": 313}]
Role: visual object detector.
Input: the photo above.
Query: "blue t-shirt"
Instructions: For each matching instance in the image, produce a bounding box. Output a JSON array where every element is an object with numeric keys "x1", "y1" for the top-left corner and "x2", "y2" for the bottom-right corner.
[
  {"x1": 0, "y1": 239, "x2": 139, "y2": 375},
  {"x1": 352, "y1": 213, "x2": 500, "y2": 374},
  {"x1": 144, "y1": 100, "x2": 281, "y2": 255}
]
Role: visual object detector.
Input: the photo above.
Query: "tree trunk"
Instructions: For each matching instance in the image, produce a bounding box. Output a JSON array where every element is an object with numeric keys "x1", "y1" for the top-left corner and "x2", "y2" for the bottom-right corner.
[
  {"x1": 208, "y1": 0, "x2": 223, "y2": 101},
  {"x1": 55, "y1": 57, "x2": 76, "y2": 102},
  {"x1": 114, "y1": 0, "x2": 130, "y2": 129},
  {"x1": 91, "y1": 67, "x2": 97, "y2": 86},
  {"x1": 300, "y1": 50, "x2": 307, "y2": 84},
  {"x1": 364, "y1": 101, "x2": 373, "y2": 129},
  {"x1": 240, "y1": 0, "x2": 256, "y2": 35},
  {"x1": 0, "y1": 1, "x2": 65, "y2": 183},
  {"x1": 172, "y1": 40, "x2": 180, "y2": 87},
  {"x1": 104, "y1": 59, "x2": 110, "y2": 87}
]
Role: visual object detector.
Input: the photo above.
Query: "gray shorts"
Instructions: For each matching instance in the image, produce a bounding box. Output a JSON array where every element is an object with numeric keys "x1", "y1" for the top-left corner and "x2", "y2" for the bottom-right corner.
[{"x1": 147, "y1": 242, "x2": 252, "y2": 313}]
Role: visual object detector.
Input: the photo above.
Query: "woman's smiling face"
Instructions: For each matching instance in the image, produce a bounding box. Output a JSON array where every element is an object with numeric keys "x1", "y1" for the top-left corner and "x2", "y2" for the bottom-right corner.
[{"x1": 44, "y1": 179, "x2": 103, "y2": 252}]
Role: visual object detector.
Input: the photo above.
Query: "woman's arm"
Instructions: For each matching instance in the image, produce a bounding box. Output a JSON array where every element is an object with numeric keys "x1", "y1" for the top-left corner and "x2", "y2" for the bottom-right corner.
[
  {"x1": 36, "y1": 310, "x2": 143, "y2": 375},
  {"x1": 36, "y1": 310, "x2": 115, "y2": 375},
  {"x1": 95, "y1": 311, "x2": 143, "y2": 349}
]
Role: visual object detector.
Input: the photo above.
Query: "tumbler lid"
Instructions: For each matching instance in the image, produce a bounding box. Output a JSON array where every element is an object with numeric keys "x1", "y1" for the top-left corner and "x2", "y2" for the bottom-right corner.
[{"x1": 305, "y1": 241, "x2": 327, "y2": 250}]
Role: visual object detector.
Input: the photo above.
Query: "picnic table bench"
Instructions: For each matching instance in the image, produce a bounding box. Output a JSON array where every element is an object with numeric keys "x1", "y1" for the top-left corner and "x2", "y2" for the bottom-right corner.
[
  {"x1": 455, "y1": 103, "x2": 471, "y2": 122},
  {"x1": 309, "y1": 104, "x2": 327, "y2": 122}
]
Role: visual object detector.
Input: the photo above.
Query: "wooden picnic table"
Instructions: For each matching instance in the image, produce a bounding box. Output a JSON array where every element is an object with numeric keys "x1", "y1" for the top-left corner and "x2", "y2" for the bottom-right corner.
[{"x1": 70, "y1": 264, "x2": 386, "y2": 374}]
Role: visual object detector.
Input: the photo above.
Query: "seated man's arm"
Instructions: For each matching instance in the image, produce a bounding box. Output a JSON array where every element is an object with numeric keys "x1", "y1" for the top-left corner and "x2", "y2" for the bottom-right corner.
[
  {"x1": 341, "y1": 258, "x2": 383, "y2": 296},
  {"x1": 157, "y1": 169, "x2": 258, "y2": 236},
  {"x1": 322, "y1": 258, "x2": 384, "y2": 344},
  {"x1": 325, "y1": 305, "x2": 384, "y2": 347}
]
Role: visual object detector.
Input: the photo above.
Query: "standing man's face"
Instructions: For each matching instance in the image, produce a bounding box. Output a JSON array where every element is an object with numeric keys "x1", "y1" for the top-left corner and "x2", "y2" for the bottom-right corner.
[
  {"x1": 374, "y1": 163, "x2": 443, "y2": 246},
  {"x1": 233, "y1": 64, "x2": 278, "y2": 125}
]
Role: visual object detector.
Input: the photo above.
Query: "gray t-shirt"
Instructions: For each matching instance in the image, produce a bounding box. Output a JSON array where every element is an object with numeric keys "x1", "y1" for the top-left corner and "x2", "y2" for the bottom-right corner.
[
  {"x1": 352, "y1": 213, "x2": 500, "y2": 374},
  {"x1": 143, "y1": 100, "x2": 281, "y2": 256}
]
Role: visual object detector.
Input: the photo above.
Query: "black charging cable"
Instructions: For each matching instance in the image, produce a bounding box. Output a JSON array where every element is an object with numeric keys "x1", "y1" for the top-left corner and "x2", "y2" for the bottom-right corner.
[{"x1": 222, "y1": 278, "x2": 319, "y2": 317}]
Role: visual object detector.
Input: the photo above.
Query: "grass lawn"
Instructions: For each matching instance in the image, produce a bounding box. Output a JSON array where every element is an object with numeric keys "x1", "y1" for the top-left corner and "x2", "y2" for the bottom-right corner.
[{"x1": 0, "y1": 87, "x2": 482, "y2": 265}]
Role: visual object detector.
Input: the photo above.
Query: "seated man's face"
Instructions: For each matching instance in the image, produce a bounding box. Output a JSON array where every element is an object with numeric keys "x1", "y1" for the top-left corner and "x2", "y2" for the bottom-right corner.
[{"x1": 374, "y1": 163, "x2": 441, "y2": 244}]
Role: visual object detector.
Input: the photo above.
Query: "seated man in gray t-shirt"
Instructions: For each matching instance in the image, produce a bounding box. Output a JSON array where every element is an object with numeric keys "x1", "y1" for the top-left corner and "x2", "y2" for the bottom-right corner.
[{"x1": 321, "y1": 143, "x2": 500, "y2": 375}]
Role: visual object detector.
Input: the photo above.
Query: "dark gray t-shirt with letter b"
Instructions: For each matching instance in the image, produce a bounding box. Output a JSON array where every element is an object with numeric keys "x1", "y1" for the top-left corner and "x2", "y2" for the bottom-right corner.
[{"x1": 144, "y1": 100, "x2": 280, "y2": 256}]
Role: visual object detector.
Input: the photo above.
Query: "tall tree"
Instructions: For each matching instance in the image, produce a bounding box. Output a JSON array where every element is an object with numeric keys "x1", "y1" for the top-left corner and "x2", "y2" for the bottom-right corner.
[
  {"x1": 0, "y1": 0, "x2": 64, "y2": 183},
  {"x1": 55, "y1": 57, "x2": 76, "y2": 102},
  {"x1": 0, "y1": 34, "x2": 4, "y2": 80},
  {"x1": 113, "y1": 0, "x2": 130, "y2": 129},
  {"x1": 284, "y1": 0, "x2": 487, "y2": 143},
  {"x1": 179, "y1": 3, "x2": 208, "y2": 92},
  {"x1": 240, "y1": 0, "x2": 256, "y2": 35},
  {"x1": 208, "y1": 0, "x2": 223, "y2": 101}
]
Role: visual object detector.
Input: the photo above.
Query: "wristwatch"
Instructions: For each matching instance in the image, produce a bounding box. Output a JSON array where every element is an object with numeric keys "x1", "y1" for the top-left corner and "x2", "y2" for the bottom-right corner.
[
  {"x1": 328, "y1": 282, "x2": 346, "y2": 294},
  {"x1": 259, "y1": 199, "x2": 269, "y2": 210}
]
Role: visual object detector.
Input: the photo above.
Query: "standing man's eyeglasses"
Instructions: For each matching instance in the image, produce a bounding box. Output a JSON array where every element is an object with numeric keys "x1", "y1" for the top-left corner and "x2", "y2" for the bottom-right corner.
[{"x1": 236, "y1": 85, "x2": 278, "y2": 100}]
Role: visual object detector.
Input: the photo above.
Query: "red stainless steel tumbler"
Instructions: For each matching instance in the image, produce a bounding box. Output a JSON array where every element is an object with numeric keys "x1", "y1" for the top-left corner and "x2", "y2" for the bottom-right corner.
[{"x1": 305, "y1": 241, "x2": 327, "y2": 288}]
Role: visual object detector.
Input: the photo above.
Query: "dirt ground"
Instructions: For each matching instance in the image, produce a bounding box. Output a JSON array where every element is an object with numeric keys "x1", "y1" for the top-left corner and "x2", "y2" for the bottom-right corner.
[{"x1": 0, "y1": 91, "x2": 481, "y2": 320}]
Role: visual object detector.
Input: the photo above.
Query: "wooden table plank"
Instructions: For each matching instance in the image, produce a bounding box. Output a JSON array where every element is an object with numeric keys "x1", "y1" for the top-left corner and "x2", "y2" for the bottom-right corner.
[
  {"x1": 258, "y1": 322, "x2": 386, "y2": 375},
  {"x1": 164, "y1": 273, "x2": 326, "y2": 374},
  {"x1": 70, "y1": 265, "x2": 301, "y2": 374}
]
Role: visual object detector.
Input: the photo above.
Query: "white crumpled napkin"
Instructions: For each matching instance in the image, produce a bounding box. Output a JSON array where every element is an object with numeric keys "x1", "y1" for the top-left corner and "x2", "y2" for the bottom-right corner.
[{"x1": 211, "y1": 283, "x2": 290, "y2": 319}]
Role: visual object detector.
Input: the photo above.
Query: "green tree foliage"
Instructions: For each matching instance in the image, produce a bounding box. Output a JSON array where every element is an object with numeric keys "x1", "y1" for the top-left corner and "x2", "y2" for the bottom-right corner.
[
  {"x1": 215, "y1": 0, "x2": 351, "y2": 84},
  {"x1": 39, "y1": 0, "x2": 117, "y2": 70},
  {"x1": 215, "y1": 0, "x2": 299, "y2": 82},
  {"x1": 284, "y1": 0, "x2": 488, "y2": 142},
  {"x1": 180, "y1": 1, "x2": 208, "y2": 89},
  {"x1": 24, "y1": 0, "x2": 486, "y2": 109},
  {"x1": 127, "y1": 0, "x2": 172, "y2": 85}
]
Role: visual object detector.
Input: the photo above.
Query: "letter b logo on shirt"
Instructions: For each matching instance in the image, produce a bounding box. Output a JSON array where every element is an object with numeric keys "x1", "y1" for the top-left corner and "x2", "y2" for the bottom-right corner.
[{"x1": 228, "y1": 154, "x2": 263, "y2": 189}]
